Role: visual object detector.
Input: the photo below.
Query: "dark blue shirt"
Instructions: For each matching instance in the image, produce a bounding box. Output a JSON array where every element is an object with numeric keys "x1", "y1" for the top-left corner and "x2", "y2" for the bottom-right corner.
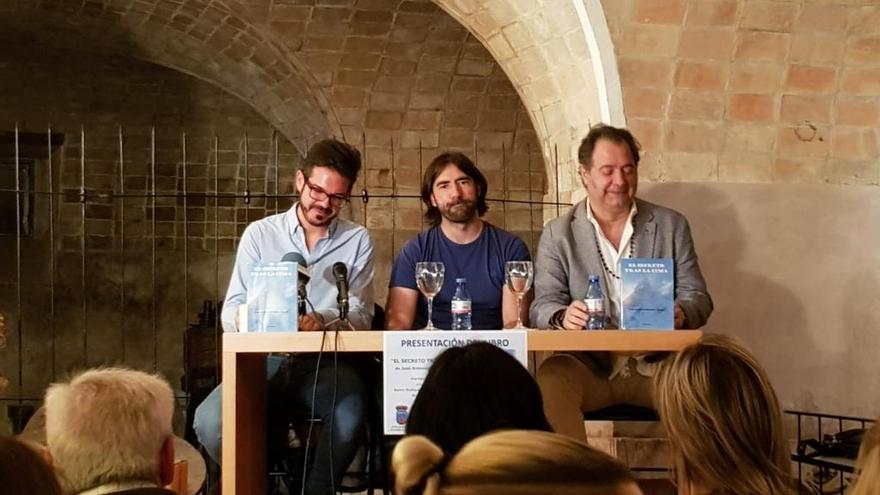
[{"x1": 389, "y1": 223, "x2": 530, "y2": 329}]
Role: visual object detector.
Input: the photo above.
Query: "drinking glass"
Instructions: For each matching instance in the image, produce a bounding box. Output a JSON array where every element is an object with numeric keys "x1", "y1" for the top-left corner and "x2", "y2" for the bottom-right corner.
[
  {"x1": 506, "y1": 261, "x2": 534, "y2": 329},
  {"x1": 415, "y1": 261, "x2": 445, "y2": 330}
]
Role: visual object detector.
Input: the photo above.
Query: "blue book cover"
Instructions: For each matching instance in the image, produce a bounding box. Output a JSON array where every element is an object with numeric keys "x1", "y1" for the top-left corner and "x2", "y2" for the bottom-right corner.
[
  {"x1": 247, "y1": 262, "x2": 299, "y2": 332},
  {"x1": 620, "y1": 258, "x2": 674, "y2": 330}
]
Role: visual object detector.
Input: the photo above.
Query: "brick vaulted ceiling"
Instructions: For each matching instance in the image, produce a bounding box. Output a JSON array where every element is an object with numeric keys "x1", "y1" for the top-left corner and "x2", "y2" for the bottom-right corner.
[
  {"x1": 3, "y1": 0, "x2": 338, "y2": 151},
  {"x1": 3, "y1": 0, "x2": 610, "y2": 179}
]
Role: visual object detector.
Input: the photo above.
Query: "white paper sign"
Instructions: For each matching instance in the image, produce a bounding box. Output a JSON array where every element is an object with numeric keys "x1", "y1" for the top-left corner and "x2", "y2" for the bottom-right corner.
[{"x1": 382, "y1": 330, "x2": 527, "y2": 435}]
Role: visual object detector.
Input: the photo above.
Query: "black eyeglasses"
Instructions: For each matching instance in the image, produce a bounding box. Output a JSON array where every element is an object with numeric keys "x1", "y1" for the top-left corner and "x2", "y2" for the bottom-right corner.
[{"x1": 303, "y1": 177, "x2": 350, "y2": 207}]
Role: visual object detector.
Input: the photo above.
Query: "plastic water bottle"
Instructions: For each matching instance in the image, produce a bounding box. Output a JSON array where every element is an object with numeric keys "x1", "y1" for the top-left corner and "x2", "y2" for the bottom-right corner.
[
  {"x1": 584, "y1": 275, "x2": 606, "y2": 330},
  {"x1": 451, "y1": 278, "x2": 472, "y2": 330}
]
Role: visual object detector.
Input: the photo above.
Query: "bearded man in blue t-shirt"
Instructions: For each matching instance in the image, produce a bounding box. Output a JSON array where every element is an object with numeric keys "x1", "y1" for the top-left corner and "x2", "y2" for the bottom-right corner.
[{"x1": 385, "y1": 151, "x2": 531, "y2": 330}]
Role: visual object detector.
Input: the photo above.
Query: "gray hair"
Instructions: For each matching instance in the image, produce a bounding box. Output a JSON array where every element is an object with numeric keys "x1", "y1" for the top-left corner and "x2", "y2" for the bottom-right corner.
[{"x1": 44, "y1": 367, "x2": 174, "y2": 493}]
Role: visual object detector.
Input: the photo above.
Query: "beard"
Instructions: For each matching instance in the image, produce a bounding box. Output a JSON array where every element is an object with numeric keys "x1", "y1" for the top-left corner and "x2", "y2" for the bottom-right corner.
[
  {"x1": 298, "y1": 199, "x2": 336, "y2": 227},
  {"x1": 438, "y1": 199, "x2": 478, "y2": 223}
]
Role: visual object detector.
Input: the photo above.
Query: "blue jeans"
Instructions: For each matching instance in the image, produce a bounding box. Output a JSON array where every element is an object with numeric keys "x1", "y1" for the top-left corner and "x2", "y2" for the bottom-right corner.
[{"x1": 193, "y1": 354, "x2": 368, "y2": 495}]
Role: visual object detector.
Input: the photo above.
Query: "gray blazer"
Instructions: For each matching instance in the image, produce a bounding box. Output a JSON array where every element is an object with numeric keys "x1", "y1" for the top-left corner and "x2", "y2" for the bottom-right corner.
[{"x1": 529, "y1": 198, "x2": 713, "y2": 377}]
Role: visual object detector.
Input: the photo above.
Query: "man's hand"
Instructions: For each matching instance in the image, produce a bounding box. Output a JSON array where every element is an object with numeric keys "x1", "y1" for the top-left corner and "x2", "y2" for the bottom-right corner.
[
  {"x1": 298, "y1": 313, "x2": 324, "y2": 332},
  {"x1": 561, "y1": 300, "x2": 589, "y2": 330},
  {"x1": 674, "y1": 303, "x2": 685, "y2": 329}
]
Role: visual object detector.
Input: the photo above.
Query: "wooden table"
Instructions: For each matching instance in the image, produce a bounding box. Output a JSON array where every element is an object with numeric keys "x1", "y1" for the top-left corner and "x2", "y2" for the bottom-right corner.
[{"x1": 221, "y1": 330, "x2": 701, "y2": 494}]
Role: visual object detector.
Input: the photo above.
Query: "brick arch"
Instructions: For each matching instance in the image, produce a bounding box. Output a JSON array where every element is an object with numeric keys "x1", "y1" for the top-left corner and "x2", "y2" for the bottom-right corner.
[
  {"x1": 6, "y1": 0, "x2": 341, "y2": 151},
  {"x1": 6, "y1": 0, "x2": 625, "y2": 199},
  {"x1": 433, "y1": 0, "x2": 624, "y2": 201}
]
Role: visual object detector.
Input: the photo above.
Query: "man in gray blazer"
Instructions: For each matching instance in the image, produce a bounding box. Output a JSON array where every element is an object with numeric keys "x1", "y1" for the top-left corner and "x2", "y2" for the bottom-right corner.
[{"x1": 530, "y1": 124, "x2": 713, "y2": 441}]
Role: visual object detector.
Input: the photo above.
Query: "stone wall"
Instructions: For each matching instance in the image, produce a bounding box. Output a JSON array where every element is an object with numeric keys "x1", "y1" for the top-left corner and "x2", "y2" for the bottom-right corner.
[
  {"x1": 2, "y1": 0, "x2": 878, "y2": 424},
  {"x1": 441, "y1": 0, "x2": 880, "y2": 417},
  {"x1": 600, "y1": 0, "x2": 880, "y2": 417},
  {"x1": 602, "y1": 0, "x2": 879, "y2": 187},
  {"x1": 0, "y1": 44, "x2": 300, "y2": 407},
  {"x1": 0, "y1": 2, "x2": 548, "y2": 418}
]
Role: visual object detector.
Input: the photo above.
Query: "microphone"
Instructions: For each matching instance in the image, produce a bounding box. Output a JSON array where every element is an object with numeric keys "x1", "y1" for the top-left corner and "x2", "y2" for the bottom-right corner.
[
  {"x1": 332, "y1": 262, "x2": 349, "y2": 321},
  {"x1": 281, "y1": 252, "x2": 310, "y2": 282},
  {"x1": 281, "y1": 252, "x2": 309, "y2": 316}
]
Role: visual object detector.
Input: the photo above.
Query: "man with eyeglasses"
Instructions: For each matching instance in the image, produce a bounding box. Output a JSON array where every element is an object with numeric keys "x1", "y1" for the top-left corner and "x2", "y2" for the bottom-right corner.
[{"x1": 194, "y1": 139, "x2": 375, "y2": 495}]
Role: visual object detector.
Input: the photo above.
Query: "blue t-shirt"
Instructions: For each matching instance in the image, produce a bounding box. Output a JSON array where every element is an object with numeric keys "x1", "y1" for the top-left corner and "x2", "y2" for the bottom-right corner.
[{"x1": 389, "y1": 223, "x2": 530, "y2": 329}]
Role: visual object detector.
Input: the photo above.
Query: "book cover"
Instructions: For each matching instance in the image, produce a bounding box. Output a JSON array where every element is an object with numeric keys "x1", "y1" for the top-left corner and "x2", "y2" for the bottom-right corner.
[
  {"x1": 246, "y1": 261, "x2": 299, "y2": 332},
  {"x1": 620, "y1": 258, "x2": 674, "y2": 330}
]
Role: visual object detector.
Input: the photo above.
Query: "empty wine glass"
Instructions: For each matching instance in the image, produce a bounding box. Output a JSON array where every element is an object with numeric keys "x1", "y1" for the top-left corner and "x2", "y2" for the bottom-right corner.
[
  {"x1": 416, "y1": 261, "x2": 445, "y2": 330},
  {"x1": 506, "y1": 261, "x2": 534, "y2": 329}
]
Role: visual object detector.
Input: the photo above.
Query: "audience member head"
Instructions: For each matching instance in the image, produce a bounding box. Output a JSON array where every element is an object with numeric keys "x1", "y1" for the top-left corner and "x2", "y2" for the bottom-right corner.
[
  {"x1": 44, "y1": 367, "x2": 175, "y2": 494},
  {"x1": 655, "y1": 334, "x2": 791, "y2": 495},
  {"x1": 849, "y1": 420, "x2": 880, "y2": 495},
  {"x1": 393, "y1": 430, "x2": 643, "y2": 495},
  {"x1": 405, "y1": 342, "x2": 550, "y2": 454},
  {"x1": 0, "y1": 435, "x2": 63, "y2": 495}
]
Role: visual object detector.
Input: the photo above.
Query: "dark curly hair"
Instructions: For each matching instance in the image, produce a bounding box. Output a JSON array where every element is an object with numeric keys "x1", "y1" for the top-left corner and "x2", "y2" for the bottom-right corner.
[
  {"x1": 577, "y1": 124, "x2": 641, "y2": 170},
  {"x1": 420, "y1": 152, "x2": 488, "y2": 227},
  {"x1": 301, "y1": 138, "x2": 362, "y2": 188},
  {"x1": 405, "y1": 342, "x2": 551, "y2": 454}
]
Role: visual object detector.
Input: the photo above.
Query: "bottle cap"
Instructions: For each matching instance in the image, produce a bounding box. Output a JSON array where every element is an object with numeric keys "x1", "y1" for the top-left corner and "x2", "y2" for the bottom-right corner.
[
  {"x1": 456, "y1": 277, "x2": 466, "y2": 283},
  {"x1": 589, "y1": 275, "x2": 600, "y2": 282}
]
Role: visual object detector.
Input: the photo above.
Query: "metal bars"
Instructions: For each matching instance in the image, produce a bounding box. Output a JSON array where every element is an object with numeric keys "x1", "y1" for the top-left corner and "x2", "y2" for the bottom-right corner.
[{"x1": 0, "y1": 125, "x2": 567, "y2": 403}]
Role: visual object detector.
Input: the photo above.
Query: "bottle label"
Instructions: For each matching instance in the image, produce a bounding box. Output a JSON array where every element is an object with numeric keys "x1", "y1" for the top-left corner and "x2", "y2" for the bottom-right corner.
[
  {"x1": 584, "y1": 298, "x2": 604, "y2": 313},
  {"x1": 451, "y1": 300, "x2": 471, "y2": 314}
]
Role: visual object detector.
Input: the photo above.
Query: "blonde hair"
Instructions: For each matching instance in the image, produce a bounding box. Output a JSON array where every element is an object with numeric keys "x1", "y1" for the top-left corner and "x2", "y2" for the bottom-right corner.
[
  {"x1": 849, "y1": 420, "x2": 880, "y2": 495},
  {"x1": 44, "y1": 367, "x2": 174, "y2": 494},
  {"x1": 392, "y1": 430, "x2": 640, "y2": 495},
  {"x1": 655, "y1": 334, "x2": 792, "y2": 495}
]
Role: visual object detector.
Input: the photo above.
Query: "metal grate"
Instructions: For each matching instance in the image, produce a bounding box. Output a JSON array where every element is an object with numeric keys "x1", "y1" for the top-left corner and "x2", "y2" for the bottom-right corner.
[
  {"x1": 0, "y1": 124, "x2": 569, "y2": 416},
  {"x1": 787, "y1": 409, "x2": 875, "y2": 494}
]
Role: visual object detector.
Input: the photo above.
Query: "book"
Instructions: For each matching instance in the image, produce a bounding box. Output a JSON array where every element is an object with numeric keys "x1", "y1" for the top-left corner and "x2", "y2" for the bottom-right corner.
[
  {"x1": 620, "y1": 258, "x2": 674, "y2": 330},
  {"x1": 245, "y1": 261, "x2": 299, "y2": 332}
]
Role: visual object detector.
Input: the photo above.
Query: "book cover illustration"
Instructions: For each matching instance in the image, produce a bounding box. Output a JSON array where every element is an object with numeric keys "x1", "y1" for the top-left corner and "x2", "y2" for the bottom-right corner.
[
  {"x1": 620, "y1": 258, "x2": 674, "y2": 330},
  {"x1": 247, "y1": 261, "x2": 299, "y2": 332}
]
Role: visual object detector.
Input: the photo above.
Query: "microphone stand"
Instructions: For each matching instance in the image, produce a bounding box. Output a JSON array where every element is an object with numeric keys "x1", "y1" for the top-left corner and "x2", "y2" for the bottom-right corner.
[
  {"x1": 298, "y1": 284, "x2": 307, "y2": 318},
  {"x1": 323, "y1": 292, "x2": 353, "y2": 331},
  {"x1": 322, "y1": 315, "x2": 356, "y2": 332}
]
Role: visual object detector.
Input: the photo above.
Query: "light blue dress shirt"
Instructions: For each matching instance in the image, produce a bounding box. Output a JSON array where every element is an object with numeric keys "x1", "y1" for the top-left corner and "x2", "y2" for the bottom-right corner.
[{"x1": 221, "y1": 203, "x2": 375, "y2": 332}]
